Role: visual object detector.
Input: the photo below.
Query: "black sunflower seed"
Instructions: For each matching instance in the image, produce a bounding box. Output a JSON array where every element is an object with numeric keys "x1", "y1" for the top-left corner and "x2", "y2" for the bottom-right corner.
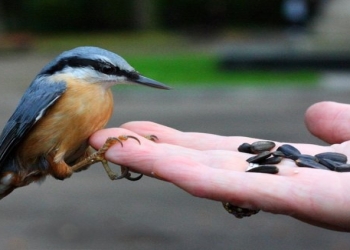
[
  {"x1": 333, "y1": 164, "x2": 350, "y2": 172},
  {"x1": 246, "y1": 151, "x2": 272, "y2": 163},
  {"x1": 259, "y1": 156, "x2": 283, "y2": 165},
  {"x1": 295, "y1": 156, "x2": 330, "y2": 170},
  {"x1": 318, "y1": 158, "x2": 350, "y2": 172},
  {"x1": 250, "y1": 141, "x2": 276, "y2": 154},
  {"x1": 247, "y1": 165, "x2": 279, "y2": 174},
  {"x1": 222, "y1": 202, "x2": 260, "y2": 218},
  {"x1": 272, "y1": 151, "x2": 285, "y2": 157},
  {"x1": 315, "y1": 152, "x2": 347, "y2": 164},
  {"x1": 277, "y1": 144, "x2": 301, "y2": 160},
  {"x1": 298, "y1": 154, "x2": 318, "y2": 162},
  {"x1": 238, "y1": 143, "x2": 253, "y2": 153}
]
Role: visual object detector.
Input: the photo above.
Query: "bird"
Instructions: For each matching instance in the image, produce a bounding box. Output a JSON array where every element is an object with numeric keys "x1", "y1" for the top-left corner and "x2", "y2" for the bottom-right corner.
[{"x1": 0, "y1": 46, "x2": 170, "y2": 199}]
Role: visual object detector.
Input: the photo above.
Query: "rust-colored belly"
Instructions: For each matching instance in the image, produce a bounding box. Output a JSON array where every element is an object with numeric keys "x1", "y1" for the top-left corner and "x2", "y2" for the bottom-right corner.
[{"x1": 18, "y1": 81, "x2": 114, "y2": 168}]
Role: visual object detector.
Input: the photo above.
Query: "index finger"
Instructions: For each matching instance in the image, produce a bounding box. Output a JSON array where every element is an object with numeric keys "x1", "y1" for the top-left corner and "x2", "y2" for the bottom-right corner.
[
  {"x1": 121, "y1": 121, "x2": 329, "y2": 155},
  {"x1": 122, "y1": 121, "x2": 261, "y2": 151}
]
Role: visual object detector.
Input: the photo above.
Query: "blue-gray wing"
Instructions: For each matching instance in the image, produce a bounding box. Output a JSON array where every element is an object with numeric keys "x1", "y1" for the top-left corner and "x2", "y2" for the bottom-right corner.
[{"x1": 0, "y1": 77, "x2": 67, "y2": 165}]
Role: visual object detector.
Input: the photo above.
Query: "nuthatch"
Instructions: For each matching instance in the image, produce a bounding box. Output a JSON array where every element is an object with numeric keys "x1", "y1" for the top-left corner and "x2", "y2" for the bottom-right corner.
[{"x1": 0, "y1": 46, "x2": 170, "y2": 199}]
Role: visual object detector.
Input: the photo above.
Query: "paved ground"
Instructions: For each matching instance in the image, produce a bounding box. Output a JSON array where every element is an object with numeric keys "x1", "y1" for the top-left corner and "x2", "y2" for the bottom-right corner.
[{"x1": 0, "y1": 53, "x2": 350, "y2": 249}]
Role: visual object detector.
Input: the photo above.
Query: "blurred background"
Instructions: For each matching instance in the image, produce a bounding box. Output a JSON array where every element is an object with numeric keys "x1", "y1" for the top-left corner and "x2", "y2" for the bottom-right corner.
[{"x1": 1, "y1": 0, "x2": 350, "y2": 249}]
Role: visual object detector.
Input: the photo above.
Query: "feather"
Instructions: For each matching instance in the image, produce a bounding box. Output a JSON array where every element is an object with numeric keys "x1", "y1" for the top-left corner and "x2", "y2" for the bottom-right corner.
[{"x1": 0, "y1": 77, "x2": 67, "y2": 165}]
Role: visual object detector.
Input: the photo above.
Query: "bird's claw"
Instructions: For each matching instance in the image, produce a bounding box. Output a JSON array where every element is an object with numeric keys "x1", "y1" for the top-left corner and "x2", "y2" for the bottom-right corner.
[
  {"x1": 105, "y1": 164, "x2": 143, "y2": 181},
  {"x1": 97, "y1": 136, "x2": 142, "y2": 181},
  {"x1": 102, "y1": 135, "x2": 140, "y2": 149},
  {"x1": 72, "y1": 134, "x2": 157, "y2": 181},
  {"x1": 116, "y1": 166, "x2": 143, "y2": 181},
  {"x1": 109, "y1": 134, "x2": 158, "y2": 181},
  {"x1": 108, "y1": 134, "x2": 156, "y2": 181},
  {"x1": 144, "y1": 134, "x2": 158, "y2": 142},
  {"x1": 71, "y1": 135, "x2": 142, "y2": 181}
]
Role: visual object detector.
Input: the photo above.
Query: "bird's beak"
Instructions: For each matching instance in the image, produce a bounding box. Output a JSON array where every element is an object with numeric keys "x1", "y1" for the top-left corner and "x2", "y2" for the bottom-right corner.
[{"x1": 133, "y1": 75, "x2": 171, "y2": 90}]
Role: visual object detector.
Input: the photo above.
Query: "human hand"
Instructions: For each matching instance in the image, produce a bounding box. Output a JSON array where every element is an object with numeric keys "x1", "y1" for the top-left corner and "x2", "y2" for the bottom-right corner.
[{"x1": 89, "y1": 101, "x2": 350, "y2": 232}]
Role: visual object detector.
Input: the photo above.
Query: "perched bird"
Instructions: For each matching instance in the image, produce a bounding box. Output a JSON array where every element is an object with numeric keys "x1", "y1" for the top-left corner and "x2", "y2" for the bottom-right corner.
[{"x1": 0, "y1": 46, "x2": 170, "y2": 199}]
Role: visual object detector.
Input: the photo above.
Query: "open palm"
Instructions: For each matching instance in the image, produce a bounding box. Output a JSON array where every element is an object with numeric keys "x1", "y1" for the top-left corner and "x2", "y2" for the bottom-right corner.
[{"x1": 90, "y1": 101, "x2": 350, "y2": 232}]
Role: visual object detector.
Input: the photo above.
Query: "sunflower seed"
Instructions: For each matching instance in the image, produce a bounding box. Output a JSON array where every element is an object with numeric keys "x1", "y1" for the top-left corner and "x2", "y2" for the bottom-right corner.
[
  {"x1": 272, "y1": 151, "x2": 285, "y2": 157},
  {"x1": 246, "y1": 151, "x2": 272, "y2": 163},
  {"x1": 317, "y1": 158, "x2": 350, "y2": 172},
  {"x1": 277, "y1": 144, "x2": 301, "y2": 160},
  {"x1": 246, "y1": 165, "x2": 279, "y2": 174},
  {"x1": 251, "y1": 141, "x2": 276, "y2": 153},
  {"x1": 298, "y1": 154, "x2": 318, "y2": 162},
  {"x1": 222, "y1": 202, "x2": 260, "y2": 218},
  {"x1": 333, "y1": 164, "x2": 350, "y2": 172},
  {"x1": 315, "y1": 152, "x2": 347, "y2": 164},
  {"x1": 259, "y1": 156, "x2": 283, "y2": 165},
  {"x1": 295, "y1": 157, "x2": 330, "y2": 170},
  {"x1": 238, "y1": 143, "x2": 253, "y2": 153},
  {"x1": 317, "y1": 158, "x2": 337, "y2": 170}
]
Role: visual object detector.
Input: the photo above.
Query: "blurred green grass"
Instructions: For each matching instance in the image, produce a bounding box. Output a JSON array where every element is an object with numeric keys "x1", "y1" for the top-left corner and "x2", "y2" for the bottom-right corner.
[
  {"x1": 127, "y1": 55, "x2": 318, "y2": 87},
  {"x1": 35, "y1": 32, "x2": 319, "y2": 87}
]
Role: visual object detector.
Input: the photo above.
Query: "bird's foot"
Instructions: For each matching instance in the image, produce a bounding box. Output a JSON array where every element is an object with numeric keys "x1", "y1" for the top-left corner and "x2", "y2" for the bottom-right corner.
[
  {"x1": 112, "y1": 134, "x2": 158, "y2": 181},
  {"x1": 71, "y1": 135, "x2": 143, "y2": 181}
]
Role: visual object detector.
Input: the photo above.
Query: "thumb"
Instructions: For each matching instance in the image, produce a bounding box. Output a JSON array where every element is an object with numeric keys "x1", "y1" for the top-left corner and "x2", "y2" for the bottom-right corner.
[{"x1": 305, "y1": 101, "x2": 350, "y2": 144}]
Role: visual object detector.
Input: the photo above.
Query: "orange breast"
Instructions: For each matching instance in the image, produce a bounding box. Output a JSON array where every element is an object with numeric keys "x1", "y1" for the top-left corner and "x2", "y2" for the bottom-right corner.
[{"x1": 18, "y1": 79, "x2": 114, "y2": 167}]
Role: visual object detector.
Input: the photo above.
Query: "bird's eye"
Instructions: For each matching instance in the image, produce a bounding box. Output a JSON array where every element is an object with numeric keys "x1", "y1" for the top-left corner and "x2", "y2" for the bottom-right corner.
[{"x1": 100, "y1": 65, "x2": 116, "y2": 75}]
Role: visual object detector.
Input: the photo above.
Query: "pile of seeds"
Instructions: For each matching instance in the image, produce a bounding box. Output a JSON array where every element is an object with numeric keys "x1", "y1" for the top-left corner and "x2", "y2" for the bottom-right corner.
[
  {"x1": 223, "y1": 141, "x2": 350, "y2": 218},
  {"x1": 240, "y1": 141, "x2": 350, "y2": 173}
]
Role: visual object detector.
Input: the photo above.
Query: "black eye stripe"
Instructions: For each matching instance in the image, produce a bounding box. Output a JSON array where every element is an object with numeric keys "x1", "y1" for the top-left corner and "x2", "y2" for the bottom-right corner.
[{"x1": 41, "y1": 56, "x2": 139, "y2": 79}]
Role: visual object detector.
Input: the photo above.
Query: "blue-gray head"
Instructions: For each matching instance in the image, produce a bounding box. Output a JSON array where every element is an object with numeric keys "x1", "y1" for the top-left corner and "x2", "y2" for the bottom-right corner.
[{"x1": 39, "y1": 46, "x2": 170, "y2": 89}]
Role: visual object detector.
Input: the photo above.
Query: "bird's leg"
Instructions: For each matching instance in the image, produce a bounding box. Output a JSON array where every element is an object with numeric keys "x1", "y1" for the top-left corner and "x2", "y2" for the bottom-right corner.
[{"x1": 70, "y1": 135, "x2": 142, "y2": 181}]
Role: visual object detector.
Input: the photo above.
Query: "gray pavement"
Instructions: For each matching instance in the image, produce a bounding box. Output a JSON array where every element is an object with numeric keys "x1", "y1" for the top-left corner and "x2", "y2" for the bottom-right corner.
[{"x1": 0, "y1": 53, "x2": 350, "y2": 249}]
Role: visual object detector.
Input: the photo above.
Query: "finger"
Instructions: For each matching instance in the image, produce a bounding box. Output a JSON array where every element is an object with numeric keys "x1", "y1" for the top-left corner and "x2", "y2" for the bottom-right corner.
[
  {"x1": 89, "y1": 128, "x2": 250, "y2": 175},
  {"x1": 121, "y1": 121, "x2": 331, "y2": 156},
  {"x1": 90, "y1": 127, "x2": 331, "y2": 179},
  {"x1": 90, "y1": 128, "x2": 164, "y2": 175},
  {"x1": 305, "y1": 101, "x2": 350, "y2": 144},
  {"x1": 121, "y1": 121, "x2": 272, "y2": 151},
  {"x1": 121, "y1": 121, "x2": 242, "y2": 151},
  {"x1": 90, "y1": 127, "x2": 334, "y2": 178}
]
